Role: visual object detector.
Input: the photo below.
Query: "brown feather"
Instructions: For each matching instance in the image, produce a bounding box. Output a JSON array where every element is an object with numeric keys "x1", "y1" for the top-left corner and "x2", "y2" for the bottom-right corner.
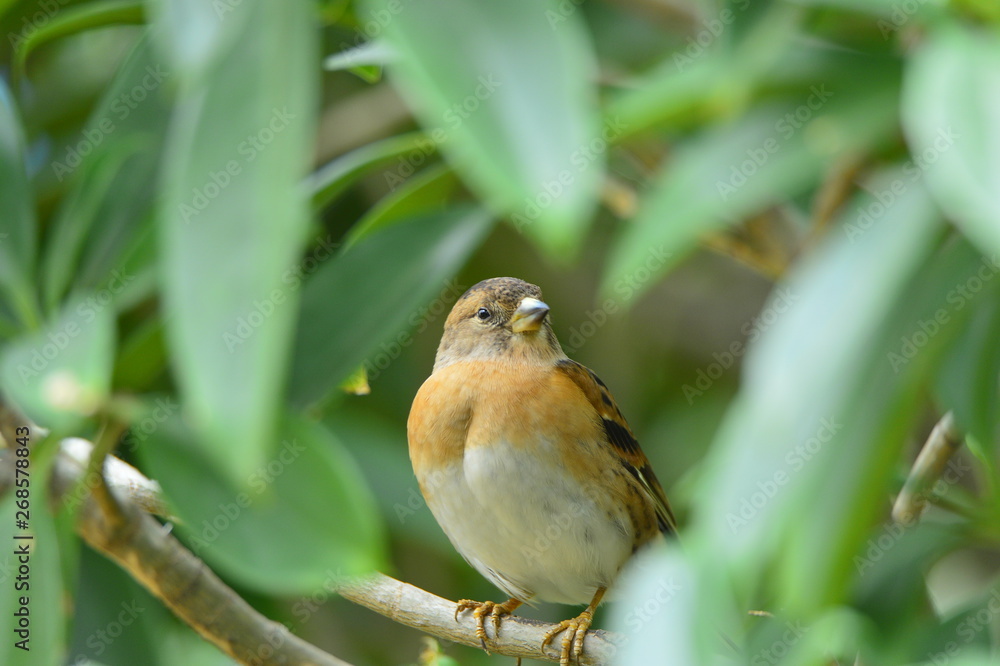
[{"x1": 554, "y1": 359, "x2": 678, "y2": 534}]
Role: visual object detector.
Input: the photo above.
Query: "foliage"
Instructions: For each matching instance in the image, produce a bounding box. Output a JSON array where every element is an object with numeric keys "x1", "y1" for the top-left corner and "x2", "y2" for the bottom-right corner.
[{"x1": 0, "y1": 0, "x2": 999, "y2": 664}]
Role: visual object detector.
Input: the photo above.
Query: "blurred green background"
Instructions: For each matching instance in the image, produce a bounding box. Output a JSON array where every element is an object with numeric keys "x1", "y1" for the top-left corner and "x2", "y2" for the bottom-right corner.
[{"x1": 1, "y1": 0, "x2": 1000, "y2": 664}]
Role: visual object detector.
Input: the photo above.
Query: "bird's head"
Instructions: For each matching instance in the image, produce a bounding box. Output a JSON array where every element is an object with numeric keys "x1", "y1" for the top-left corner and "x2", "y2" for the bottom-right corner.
[{"x1": 434, "y1": 277, "x2": 564, "y2": 371}]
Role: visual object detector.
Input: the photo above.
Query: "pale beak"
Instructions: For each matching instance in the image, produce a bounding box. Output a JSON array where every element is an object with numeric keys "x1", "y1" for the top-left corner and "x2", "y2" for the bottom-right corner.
[{"x1": 510, "y1": 297, "x2": 550, "y2": 333}]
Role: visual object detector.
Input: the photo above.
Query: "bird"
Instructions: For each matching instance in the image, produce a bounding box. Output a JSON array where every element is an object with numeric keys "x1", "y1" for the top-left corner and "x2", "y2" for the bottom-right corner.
[{"x1": 407, "y1": 277, "x2": 676, "y2": 665}]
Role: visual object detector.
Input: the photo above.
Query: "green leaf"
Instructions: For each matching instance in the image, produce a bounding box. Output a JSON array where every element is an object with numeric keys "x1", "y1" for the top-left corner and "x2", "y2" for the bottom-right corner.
[
  {"x1": 785, "y1": 0, "x2": 941, "y2": 17},
  {"x1": 13, "y1": 1, "x2": 145, "y2": 73},
  {"x1": 610, "y1": 547, "x2": 700, "y2": 665},
  {"x1": 936, "y1": 284, "x2": 1000, "y2": 456},
  {"x1": 42, "y1": 36, "x2": 173, "y2": 313},
  {"x1": 156, "y1": 0, "x2": 317, "y2": 487},
  {"x1": 140, "y1": 413, "x2": 386, "y2": 595},
  {"x1": 289, "y1": 207, "x2": 493, "y2": 408},
  {"x1": 323, "y1": 40, "x2": 394, "y2": 82},
  {"x1": 368, "y1": 0, "x2": 601, "y2": 258},
  {"x1": 605, "y1": 83, "x2": 898, "y2": 302},
  {"x1": 903, "y1": 24, "x2": 1000, "y2": 258},
  {"x1": 0, "y1": 299, "x2": 115, "y2": 430},
  {"x1": 0, "y1": 79, "x2": 39, "y2": 330},
  {"x1": 68, "y1": 548, "x2": 172, "y2": 666},
  {"x1": 694, "y1": 175, "x2": 943, "y2": 603},
  {"x1": 342, "y1": 163, "x2": 460, "y2": 249},
  {"x1": 308, "y1": 132, "x2": 438, "y2": 213},
  {"x1": 0, "y1": 443, "x2": 66, "y2": 666}
]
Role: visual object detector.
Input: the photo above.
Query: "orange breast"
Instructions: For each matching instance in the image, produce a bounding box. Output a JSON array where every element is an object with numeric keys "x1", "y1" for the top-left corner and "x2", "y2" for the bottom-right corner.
[{"x1": 408, "y1": 360, "x2": 610, "y2": 482}]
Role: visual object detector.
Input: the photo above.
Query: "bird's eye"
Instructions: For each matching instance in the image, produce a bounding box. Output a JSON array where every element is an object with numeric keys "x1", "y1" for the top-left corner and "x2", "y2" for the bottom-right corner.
[{"x1": 476, "y1": 308, "x2": 491, "y2": 321}]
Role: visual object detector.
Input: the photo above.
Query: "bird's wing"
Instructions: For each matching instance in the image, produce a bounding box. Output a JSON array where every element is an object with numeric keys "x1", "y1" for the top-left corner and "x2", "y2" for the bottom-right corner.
[{"x1": 554, "y1": 359, "x2": 677, "y2": 535}]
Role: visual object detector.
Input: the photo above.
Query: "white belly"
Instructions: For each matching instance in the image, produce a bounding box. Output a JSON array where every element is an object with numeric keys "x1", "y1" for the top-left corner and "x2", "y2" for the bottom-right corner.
[{"x1": 419, "y1": 441, "x2": 635, "y2": 605}]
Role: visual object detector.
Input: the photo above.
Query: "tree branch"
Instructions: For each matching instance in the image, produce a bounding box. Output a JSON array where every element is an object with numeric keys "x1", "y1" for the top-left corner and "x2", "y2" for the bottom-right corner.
[
  {"x1": 0, "y1": 419, "x2": 620, "y2": 665},
  {"x1": 335, "y1": 573, "x2": 619, "y2": 664},
  {"x1": 893, "y1": 411, "x2": 963, "y2": 525}
]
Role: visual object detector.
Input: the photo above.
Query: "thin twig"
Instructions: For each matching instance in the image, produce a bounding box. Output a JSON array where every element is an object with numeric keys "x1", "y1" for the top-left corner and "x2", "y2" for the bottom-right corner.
[
  {"x1": 335, "y1": 574, "x2": 619, "y2": 665},
  {"x1": 893, "y1": 411, "x2": 963, "y2": 525}
]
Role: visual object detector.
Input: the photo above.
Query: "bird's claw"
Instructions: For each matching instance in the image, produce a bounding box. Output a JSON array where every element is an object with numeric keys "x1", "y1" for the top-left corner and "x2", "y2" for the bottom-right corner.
[
  {"x1": 455, "y1": 598, "x2": 520, "y2": 653},
  {"x1": 541, "y1": 609, "x2": 594, "y2": 666}
]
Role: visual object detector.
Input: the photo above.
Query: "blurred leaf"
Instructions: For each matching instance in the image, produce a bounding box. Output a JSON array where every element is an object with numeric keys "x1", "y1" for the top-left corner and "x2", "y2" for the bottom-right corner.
[
  {"x1": 289, "y1": 207, "x2": 492, "y2": 408},
  {"x1": 156, "y1": 0, "x2": 317, "y2": 487},
  {"x1": 113, "y1": 318, "x2": 167, "y2": 391},
  {"x1": 144, "y1": 0, "x2": 249, "y2": 78},
  {"x1": 690, "y1": 176, "x2": 942, "y2": 618},
  {"x1": 914, "y1": 583, "x2": 1000, "y2": 663},
  {"x1": 339, "y1": 365, "x2": 370, "y2": 395},
  {"x1": 343, "y1": 163, "x2": 460, "y2": 248},
  {"x1": 936, "y1": 290, "x2": 1000, "y2": 453},
  {"x1": 326, "y1": 406, "x2": 448, "y2": 546},
  {"x1": 13, "y1": 1, "x2": 145, "y2": 73},
  {"x1": 610, "y1": 546, "x2": 700, "y2": 665},
  {"x1": 0, "y1": 79, "x2": 38, "y2": 330},
  {"x1": 41, "y1": 37, "x2": 173, "y2": 313},
  {"x1": 904, "y1": 24, "x2": 1000, "y2": 258},
  {"x1": 774, "y1": 235, "x2": 988, "y2": 615},
  {"x1": 140, "y1": 413, "x2": 386, "y2": 595},
  {"x1": 605, "y1": 84, "x2": 898, "y2": 302},
  {"x1": 852, "y1": 522, "x2": 961, "y2": 634},
  {"x1": 0, "y1": 299, "x2": 115, "y2": 430},
  {"x1": 323, "y1": 40, "x2": 393, "y2": 82},
  {"x1": 606, "y1": 49, "x2": 733, "y2": 138},
  {"x1": 0, "y1": 444, "x2": 65, "y2": 666},
  {"x1": 68, "y1": 548, "x2": 170, "y2": 666},
  {"x1": 42, "y1": 141, "x2": 138, "y2": 312},
  {"x1": 309, "y1": 132, "x2": 435, "y2": 212},
  {"x1": 369, "y1": 0, "x2": 601, "y2": 258},
  {"x1": 786, "y1": 0, "x2": 941, "y2": 17}
]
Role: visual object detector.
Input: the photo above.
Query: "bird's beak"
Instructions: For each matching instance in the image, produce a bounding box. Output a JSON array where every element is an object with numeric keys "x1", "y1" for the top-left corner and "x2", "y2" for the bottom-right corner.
[{"x1": 510, "y1": 297, "x2": 550, "y2": 333}]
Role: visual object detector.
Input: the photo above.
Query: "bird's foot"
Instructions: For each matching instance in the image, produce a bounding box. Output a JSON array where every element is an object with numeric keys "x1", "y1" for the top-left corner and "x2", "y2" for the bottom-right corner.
[
  {"x1": 542, "y1": 608, "x2": 595, "y2": 666},
  {"x1": 454, "y1": 597, "x2": 522, "y2": 652}
]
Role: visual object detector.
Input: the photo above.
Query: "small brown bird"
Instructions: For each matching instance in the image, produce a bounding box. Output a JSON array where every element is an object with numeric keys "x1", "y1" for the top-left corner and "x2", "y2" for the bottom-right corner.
[{"x1": 407, "y1": 277, "x2": 676, "y2": 665}]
